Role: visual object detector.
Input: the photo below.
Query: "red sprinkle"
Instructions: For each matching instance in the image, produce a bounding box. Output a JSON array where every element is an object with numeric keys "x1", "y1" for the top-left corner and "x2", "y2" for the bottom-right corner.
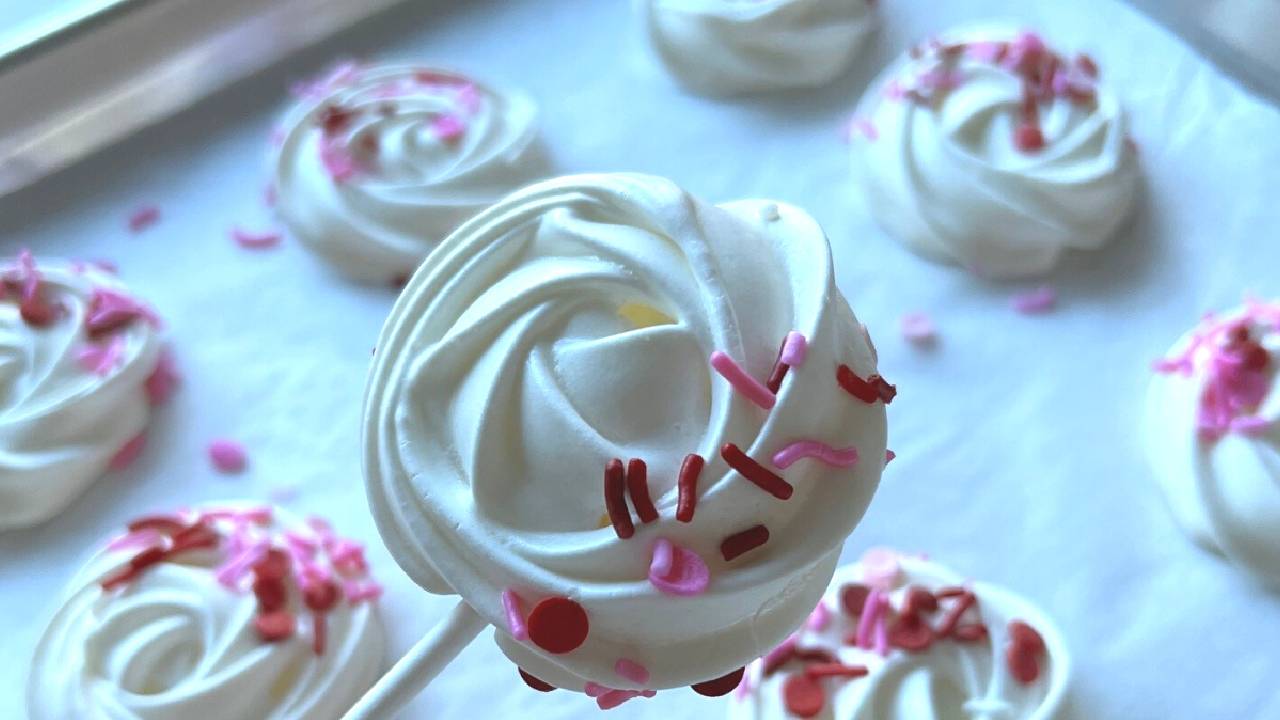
[
  {"x1": 675, "y1": 453, "x2": 704, "y2": 523},
  {"x1": 127, "y1": 515, "x2": 185, "y2": 534},
  {"x1": 168, "y1": 523, "x2": 218, "y2": 554},
  {"x1": 1015, "y1": 124, "x2": 1046, "y2": 152},
  {"x1": 794, "y1": 647, "x2": 839, "y2": 664},
  {"x1": 255, "y1": 610, "x2": 296, "y2": 642},
  {"x1": 804, "y1": 663, "x2": 869, "y2": 680},
  {"x1": 720, "y1": 524, "x2": 770, "y2": 562},
  {"x1": 937, "y1": 591, "x2": 977, "y2": 638},
  {"x1": 888, "y1": 612, "x2": 934, "y2": 652},
  {"x1": 626, "y1": 458, "x2": 659, "y2": 524},
  {"x1": 766, "y1": 338, "x2": 790, "y2": 394},
  {"x1": 253, "y1": 548, "x2": 291, "y2": 582},
  {"x1": 1006, "y1": 623, "x2": 1046, "y2": 685},
  {"x1": 603, "y1": 459, "x2": 634, "y2": 539},
  {"x1": 903, "y1": 586, "x2": 939, "y2": 615},
  {"x1": 127, "y1": 205, "x2": 160, "y2": 233},
  {"x1": 527, "y1": 597, "x2": 590, "y2": 655},
  {"x1": 254, "y1": 576, "x2": 288, "y2": 612},
  {"x1": 954, "y1": 623, "x2": 990, "y2": 642},
  {"x1": 303, "y1": 580, "x2": 341, "y2": 612},
  {"x1": 1009, "y1": 620, "x2": 1046, "y2": 655},
  {"x1": 691, "y1": 666, "x2": 744, "y2": 697},
  {"x1": 782, "y1": 673, "x2": 825, "y2": 718},
  {"x1": 721, "y1": 443, "x2": 793, "y2": 500},
  {"x1": 840, "y1": 583, "x2": 871, "y2": 617},
  {"x1": 519, "y1": 668, "x2": 556, "y2": 692},
  {"x1": 836, "y1": 365, "x2": 896, "y2": 404},
  {"x1": 313, "y1": 614, "x2": 328, "y2": 656}
]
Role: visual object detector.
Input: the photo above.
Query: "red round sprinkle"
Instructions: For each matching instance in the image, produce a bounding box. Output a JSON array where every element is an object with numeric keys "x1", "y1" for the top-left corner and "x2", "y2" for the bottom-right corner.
[
  {"x1": 903, "y1": 586, "x2": 938, "y2": 615},
  {"x1": 1015, "y1": 124, "x2": 1046, "y2": 152},
  {"x1": 20, "y1": 298, "x2": 56, "y2": 327},
  {"x1": 303, "y1": 580, "x2": 341, "y2": 612},
  {"x1": 527, "y1": 597, "x2": 589, "y2": 655},
  {"x1": 1007, "y1": 644, "x2": 1041, "y2": 684},
  {"x1": 253, "y1": 548, "x2": 290, "y2": 582},
  {"x1": 1009, "y1": 620, "x2": 1046, "y2": 656},
  {"x1": 839, "y1": 583, "x2": 870, "y2": 617},
  {"x1": 255, "y1": 610, "x2": 296, "y2": 642},
  {"x1": 691, "y1": 666, "x2": 744, "y2": 697},
  {"x1": 253, "y1": 577, "x2": 288, "y2": 612},
  {"x1": 888, "y1": 613, "x2": 934, "y2": 652},
  {"x1": 782, "y1": 673, "x2": 825, "y2": 718},
  {"x1": 518, "y1": 668, "x2": 556, "y2": 692}
]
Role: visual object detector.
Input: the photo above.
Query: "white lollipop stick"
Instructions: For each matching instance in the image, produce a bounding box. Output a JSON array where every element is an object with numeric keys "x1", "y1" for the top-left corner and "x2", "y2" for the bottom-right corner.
[{"x1": 343, "y1": 600, "x2": 487, "y2": 719}]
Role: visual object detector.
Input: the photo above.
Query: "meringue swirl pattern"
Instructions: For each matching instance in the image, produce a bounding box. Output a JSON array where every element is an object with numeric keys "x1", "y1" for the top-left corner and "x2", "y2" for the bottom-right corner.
[
  {"x1": 28, "y1": 504, "x2": 385, "y2": 720},
  {"x1": 638, "y1": 0, "x2": 876, "y2": 95},
  {"x1": 274, "y1": 64, "x2": 544, "y2": 283},
  {"x1": 0, "y1": 254, "x2": 164, "y2": 531},
  {"x1": 364, "y1": 174, "x2": 887, "y2": 695},
  {"x1": 1146, "y1": 300, "x2": 1280, "y2": 588},
  {"x1": 728, "y1": 551, "x2": 1070, "y2": 720},
  {"x1": 851, "y1": 27, "x2": 1138, "y2": 279}
]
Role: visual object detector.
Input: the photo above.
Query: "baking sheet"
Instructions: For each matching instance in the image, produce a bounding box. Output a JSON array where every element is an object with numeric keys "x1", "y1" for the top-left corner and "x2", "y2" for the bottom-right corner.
[{"x1": 2, "y1": 0, "x2": 1279, "y2": 717}]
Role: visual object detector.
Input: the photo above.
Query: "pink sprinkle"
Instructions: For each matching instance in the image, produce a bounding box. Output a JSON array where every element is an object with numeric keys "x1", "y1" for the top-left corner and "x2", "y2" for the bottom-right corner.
[
  {"x1": 263, "y1": 183, "x2": 277, "y2": 208},
  {"x1": 854, "y1": 589, "x2": 882, "y2": 649},
  {"x1": 456, "y1": 83, "x2": 482, "y2": 114},
  {"x1": 92, "y1": 259, "x2": 119, "y2": 274},
  {"x1": 584, "y1": 682, "x2": 608, "y2": 698},
  {"x1": 231, "y1": 226, "x2": 283, "y2": 250},
  {"x1": 883, "y1": 79, "x2": 905, "y2": 100},
  {"x1": 885, "y1": 449, "x2": 896, "y2": 465},
  {"x1": 127, "y1": 206, "x2": 160, "y2": 234},
  {"x1": 780, "y1": 331, "x2": 809, "y2": 367},
  {"x1": 215, "y1": 543, "x2": 266, "y2": 588},
  {"x1": 860, "y1": 547, "x2": 902, "y2": 590},
  {"x1": 1012, "y1": 286, "x2": 1057, "y2": 314},
  {"x1": 614, "y1": 658, "x2": 650, "y2": 685},
  {"x1": 806, "y1": 601, "x2": 831, "y2": 631},
  {"x1": 86, "y1": 288, "x2": 157, "y2": 335},
  {"x1": 208, "y1": 439, "x2": 247, "y2": 474},
  {"x1": 107, "y1": 528, "x2": 161, "y2": 552},
  {"x1": 710, "y1": 350, "x2": 776, "y2": 410},
  {"x1": 763, "y1": 636, "x2": 797, "y2": 669},
  {"x1": 501, "y1": 589, "x2": 528, "y2": 641},
  {"x1": 77, "y1": 336, "x2": 125, "y2": 376},
  {"x1": 144, "y1": 347, "x2": 179, "y2": 405},
  {"x1": 319, "y1": 138, "x2": 360, "y2": 183},
  {"x1": 852, "y1": 117, "x2": 879, "y2": 141},
  {"x1": 648, "y1": 538, "x2": 710, "y2": 596},
  {"x1": 967, "y1": 41, "x2": 1002, "y2": 63},
  {"x1": 109, "y1": 433, "x2": 147, "y2": 471},
  {"x1": 772, "y1": 440, "x2": 858, "y2": 470},
  {"x1": 900, "y1": 312, "x2": 936, "y2": 345},
  {"x1": 343, "y1": 579, "x2": 383, "y2": 603},
  {"x1": 431, "y1": 114, "x2": 467, "y2": 143},
  {"x1": 596, "y1": 690, "x2": 654, "y2": 710},
  {"x1": 873, "y1": 597, "x2": 889, "y2": 656},
  {"x1": 1230, "y1": 416, "x2": 1271, "y2": 436}
]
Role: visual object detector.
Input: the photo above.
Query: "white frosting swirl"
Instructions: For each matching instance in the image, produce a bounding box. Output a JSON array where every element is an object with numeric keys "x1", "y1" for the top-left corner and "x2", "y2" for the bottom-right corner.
[
  {"x1": 637, "y1": 0, "x2": 876, "y2": 95},
  {"x1": 851, "y1": 26, "x2": 1138, "y2": 279},
  {"x1": 1145, "y1": 303, "x2": 1280, "y2": 588},
  {"x1": 28, "y1": 505, "x2": 385, "y2": 720},
  {"x1": 364, "y1": 173, "x2": 887, "y2": 691},
  {"x1": 0, "y1": 258, "x2": 162, "y2": 531},
  {"x1": 729, "y1": 554, "x2": 1070, "y2": 719},
  {"x1": 274, "y1": 64, "x2": 545, "y2": 283}
]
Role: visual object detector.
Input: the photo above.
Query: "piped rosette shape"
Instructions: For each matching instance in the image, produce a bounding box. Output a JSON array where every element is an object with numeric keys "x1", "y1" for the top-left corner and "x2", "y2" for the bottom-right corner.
[{"x1": 363, "y1": 173, "x2": 889, "y2": 707}]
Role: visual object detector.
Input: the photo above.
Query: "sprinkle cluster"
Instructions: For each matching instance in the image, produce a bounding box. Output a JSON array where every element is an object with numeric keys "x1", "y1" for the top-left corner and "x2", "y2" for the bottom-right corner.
[
  {"x1": 102, "y1": 506, "x2": 382, "y2": 656},
  {"x1": 302, "y1": 66, "x2": 483, "y2": 184},
  {"x1": 1153, "y1": 298, "x2": 1278, "y2": 440},
  {"x1": 745, "y1": 551, "x2": 1048, "y2": 718},
  {"x1": 859, "y1": 31, "x2": 1101, "y2": 154},
  {"x1": 509, "y1": 319, "x2": 894, "y2": 706}
]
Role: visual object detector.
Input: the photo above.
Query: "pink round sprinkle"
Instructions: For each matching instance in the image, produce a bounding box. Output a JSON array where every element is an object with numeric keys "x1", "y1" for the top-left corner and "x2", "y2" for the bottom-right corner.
[
  {"x1": 614, "y1": 658, "x2": 650, "y2": 685},
  {"x1": 648, "y1": 538, "x2": 710, "y2": 596},
  {"x1": 208, "y1": 439, "x2": 248, "y2": 474},
  {"x1": 859, "y1": 547, "x2": 902, "y2": 591}
]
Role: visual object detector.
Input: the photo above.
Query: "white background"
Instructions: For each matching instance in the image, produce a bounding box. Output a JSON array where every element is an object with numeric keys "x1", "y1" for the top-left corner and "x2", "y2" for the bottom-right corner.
[{"x1": 2, "y1": 0, "x2": 1279, "y2": 717}]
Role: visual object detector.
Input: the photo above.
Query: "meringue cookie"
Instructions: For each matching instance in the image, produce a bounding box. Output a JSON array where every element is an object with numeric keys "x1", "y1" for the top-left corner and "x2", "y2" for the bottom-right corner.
[
  {"x1": 637, "y1": 0, "x2": 876, "y2": 95},
  {"x1": 728, "y1": 550, "x2": 1070, "y2": 720},
  {"x1": 851, "y1": 27, "x2": 1138, "y2": 279},
  {"x1": 0, "y1": 253, "x2": 165, "y2": 531},
  {"x1": 28, "y1": 504, "x2": 385, "y2": 720},
  {"x1": 364, "y1": 173, "x2": 888, "y2": 697},
  {"x1": 1146, "y1": 300, "x2": 1280, "y2": 588},
  {"x1": 273, "y1": 63, "x2": 545, "y2": 283}
]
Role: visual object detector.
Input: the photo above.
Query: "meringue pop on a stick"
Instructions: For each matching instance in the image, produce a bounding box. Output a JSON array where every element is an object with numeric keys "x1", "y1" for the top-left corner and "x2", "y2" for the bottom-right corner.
[{"x1": 349, "y1": 173, "x2": 891, "y2": 715}]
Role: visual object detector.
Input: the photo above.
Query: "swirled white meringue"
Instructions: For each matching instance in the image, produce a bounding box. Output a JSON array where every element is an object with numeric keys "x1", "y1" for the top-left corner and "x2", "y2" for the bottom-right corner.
[
  {"x1": 851, "y1": 26, "x2": 1138, "y2": 279},
  {"x1": 1145, "y1": 303, "x2": 1280, "y2": 588},
  {"x1": 637, "y1": 0, "x2": 876, "y2": 95},
  {"x1": 0, "y1": 259, "x2": 162, "y2": 531},
  {"x1": 364, "y1": 173, "x2": 887, "y2": 693},
  {"x1": 728, "y1": 554, "x2": 1070, "y2": 720},
  {"x1": 28, "y1": 505, "x2": 385, "y2": 720},
  {"x1": 274, "y1": 64, "x2": 545, "y2": 283}
]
